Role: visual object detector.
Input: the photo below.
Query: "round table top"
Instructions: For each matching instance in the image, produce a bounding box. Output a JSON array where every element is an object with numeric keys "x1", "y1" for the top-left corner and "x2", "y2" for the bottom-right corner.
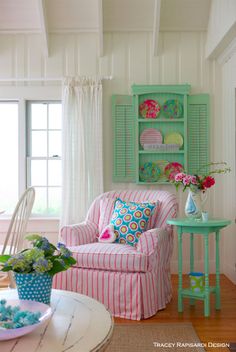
[
  {"x1": 0, "y1": 289, "x2": 113, "y2": 352},
  {"x1": 167, "y1": 218, "x2": 231, "y2": 227}
]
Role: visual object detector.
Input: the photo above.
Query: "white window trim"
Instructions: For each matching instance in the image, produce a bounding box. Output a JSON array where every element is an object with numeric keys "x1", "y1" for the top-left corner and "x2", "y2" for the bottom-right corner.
[{"x1": 0, "y1": 85, "x2": 61, "y2": 232}]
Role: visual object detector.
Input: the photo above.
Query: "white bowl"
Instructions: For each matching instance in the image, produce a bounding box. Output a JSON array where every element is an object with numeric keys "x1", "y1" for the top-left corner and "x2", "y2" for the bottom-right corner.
[{"x1": 0, "y1": 299, "x2": 52, "y2": 341}]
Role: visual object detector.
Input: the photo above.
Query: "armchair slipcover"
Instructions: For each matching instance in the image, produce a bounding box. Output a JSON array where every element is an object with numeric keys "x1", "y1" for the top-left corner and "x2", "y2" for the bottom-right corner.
[{"x1": 53, "y1": 190, "x2": 177, "y2": 320}]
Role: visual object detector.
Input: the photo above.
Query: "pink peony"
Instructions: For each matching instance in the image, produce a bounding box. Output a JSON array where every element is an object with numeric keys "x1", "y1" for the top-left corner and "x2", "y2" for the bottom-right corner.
[
  {"x1": 183, "y1": 175, "x2": 192, "y2": 186},
  {"x1": 175, "y1": 172, "x2": 186, "y2": 182},
  {"x1": 190, "y1": 175, "x2": 198, "y2": 185}
]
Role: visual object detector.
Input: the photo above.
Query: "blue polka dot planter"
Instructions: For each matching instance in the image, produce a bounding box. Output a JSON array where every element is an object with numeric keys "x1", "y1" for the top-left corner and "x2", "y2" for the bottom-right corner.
[{"x1": 14, "y1": 273, "x2": 53, "y2": 305}]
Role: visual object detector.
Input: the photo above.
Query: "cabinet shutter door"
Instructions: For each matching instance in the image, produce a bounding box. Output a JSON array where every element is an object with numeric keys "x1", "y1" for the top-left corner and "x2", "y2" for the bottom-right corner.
[
  {"x1": 112, "y1": 95, "x2": 136, "y2": 182},
  {"x1": 187, "y1": 94, "x2": 210, "y2": 174}
]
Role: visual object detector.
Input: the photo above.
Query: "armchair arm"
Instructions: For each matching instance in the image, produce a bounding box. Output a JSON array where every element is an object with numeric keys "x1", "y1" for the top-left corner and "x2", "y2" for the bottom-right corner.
[
  {"x1": 136, "y1": 228, "x2": 168, "y2": 255},
  {"x1": 60, "y1": 221, "x2": 98, "y2": 246}
]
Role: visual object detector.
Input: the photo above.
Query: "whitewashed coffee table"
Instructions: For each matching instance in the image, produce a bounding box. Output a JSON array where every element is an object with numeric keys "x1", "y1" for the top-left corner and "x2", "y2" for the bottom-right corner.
[{"x1": 0, "y1": 289, "x2": 113, "y2": 352}]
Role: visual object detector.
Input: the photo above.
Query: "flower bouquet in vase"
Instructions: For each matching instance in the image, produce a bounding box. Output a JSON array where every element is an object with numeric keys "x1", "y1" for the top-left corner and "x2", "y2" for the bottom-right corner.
[
  {"x1": 0, "y1": 234, "x2": 76, "y2": 304},
  {"x1": 171, "y1": 162, "x2": 231, "y2": 219}
]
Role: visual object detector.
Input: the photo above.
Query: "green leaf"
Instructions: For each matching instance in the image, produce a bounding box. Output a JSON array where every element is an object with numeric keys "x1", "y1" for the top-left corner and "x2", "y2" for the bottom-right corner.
[
  {"x1": 0, "y1": 255, "x2": 11, "y2": 263},
  {"x1": 61, "y1": 256, "x2": 77, "y2": 265},
  {"x1": 1, "y1": 265, "x2": 12, "y2": 272}
]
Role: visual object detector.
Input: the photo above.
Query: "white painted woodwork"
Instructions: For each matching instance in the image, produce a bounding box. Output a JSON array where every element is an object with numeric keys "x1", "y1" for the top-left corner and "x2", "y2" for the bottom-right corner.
[
  {"x1": 0, "y1": 31, "x2": 230, "y2": 277},
  {"x1": 0, "y1": 0, "x2": 210, "y2": 34},
  {"x1": 160, "y1": 0, "x2": 211, "y2": 32},
  {"x1": 218, "y1": 52, "x2": 236, "y2": 284},
  {"x1": 206, "y1": 0, "x2": 236, "y2": 59},
  {"x1": 152, "y1": 0, "x2": 161, "y2": 56},
  {"x1": 0, "y1": 289, "x2": 113, "y2": 352},
  {"x1": 47, "y1": 0, "x2": 99, "y2": 31},
  {"x1": 0, "y1": 0, "x2": 40, "y2": 31},
  {"x1": 97, "y1": 0, "x2": 104, "y2": 57},
  {"x1": 37, "y1": 0, "x2": 49, "y2": 57}
]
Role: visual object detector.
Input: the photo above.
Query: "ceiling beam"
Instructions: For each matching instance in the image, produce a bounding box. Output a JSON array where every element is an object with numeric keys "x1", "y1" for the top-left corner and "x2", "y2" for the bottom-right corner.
[
  {"x1": 98, "y1": 0, "x2": 104, "y2": 57},
  {"x1": 37, "y1": 0, "x2": 49, "y2": 57},
  {"x1": 153, "y1": 0, "x2": 161, "y2": 56}
]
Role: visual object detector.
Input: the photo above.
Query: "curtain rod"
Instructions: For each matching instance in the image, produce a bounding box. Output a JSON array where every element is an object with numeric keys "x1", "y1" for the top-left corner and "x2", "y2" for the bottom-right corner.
[{"x1": 0, "y1": 76, "x2": 113, "y2": 82}]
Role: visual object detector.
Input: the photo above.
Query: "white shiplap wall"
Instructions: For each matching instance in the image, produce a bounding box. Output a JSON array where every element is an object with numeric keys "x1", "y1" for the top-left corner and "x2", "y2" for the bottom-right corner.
[
  {"x1": 219, "y1": 53, "x2": 236, "y2": 284},
  {"x1": 0, "y1": 31, "x2": 223, "y2": 274},
  {"x1": 206, "y1": 0, "x2": 236, "y2": 58}
]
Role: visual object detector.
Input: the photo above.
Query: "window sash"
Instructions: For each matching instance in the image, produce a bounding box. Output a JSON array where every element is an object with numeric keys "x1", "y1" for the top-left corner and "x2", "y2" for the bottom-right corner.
[{"x1": 26, "y1": 101, "x2": 62, "y2": 217}]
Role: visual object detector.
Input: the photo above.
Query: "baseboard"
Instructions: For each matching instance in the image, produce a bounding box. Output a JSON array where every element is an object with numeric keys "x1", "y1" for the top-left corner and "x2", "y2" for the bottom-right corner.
[{"x1": 223, "y1": 264, "x2": 236, "y2": 284}]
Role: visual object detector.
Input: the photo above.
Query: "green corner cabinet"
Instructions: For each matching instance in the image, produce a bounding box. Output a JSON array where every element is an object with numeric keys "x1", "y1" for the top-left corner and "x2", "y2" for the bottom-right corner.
[{"x1": 112, "y1": 84, "x2": 210, "y2": 184}]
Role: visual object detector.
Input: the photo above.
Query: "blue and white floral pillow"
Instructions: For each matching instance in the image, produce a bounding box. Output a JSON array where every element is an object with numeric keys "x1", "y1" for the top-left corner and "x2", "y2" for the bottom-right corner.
[{"x1": 110, "y1": 198, "x2": 158, "y2": 247}]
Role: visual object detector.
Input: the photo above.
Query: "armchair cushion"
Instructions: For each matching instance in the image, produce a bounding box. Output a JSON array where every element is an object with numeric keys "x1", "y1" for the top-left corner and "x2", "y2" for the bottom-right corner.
[
  {"x1": 69, "y1": 242, "x2": 148, "y2": 273},
  {"x1": 111, "y1": 198, "x2": 158, "y2": 247}
]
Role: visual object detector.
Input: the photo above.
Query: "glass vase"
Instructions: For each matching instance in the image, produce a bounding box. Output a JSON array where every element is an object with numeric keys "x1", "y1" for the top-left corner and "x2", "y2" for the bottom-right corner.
[{"x1": 185, "y1": 189, "x2": 207, "y2": 219}]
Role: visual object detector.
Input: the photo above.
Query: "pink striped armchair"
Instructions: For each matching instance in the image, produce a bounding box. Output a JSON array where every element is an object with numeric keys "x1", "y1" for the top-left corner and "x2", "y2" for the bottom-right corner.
[{"x1": 53, "y1": 190, "x2": 178, "y2": 320}]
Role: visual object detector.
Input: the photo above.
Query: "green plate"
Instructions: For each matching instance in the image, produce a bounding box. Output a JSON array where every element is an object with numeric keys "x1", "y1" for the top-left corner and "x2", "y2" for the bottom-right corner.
[
  {"x1": 164, "y1": 132, "x2": 183, "y2": 147},
  {"x1": 139, "y1": 162, "x2": 161, "y2": 182},
  {"x1": 162, "y1": 99, "x2": 183, "y2": 119}
]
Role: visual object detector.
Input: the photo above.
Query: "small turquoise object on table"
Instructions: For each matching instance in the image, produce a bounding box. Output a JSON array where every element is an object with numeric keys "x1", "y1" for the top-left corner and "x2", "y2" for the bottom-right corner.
[{"x1": 166, "y1": 218, "x2": 231, "y2": 317}]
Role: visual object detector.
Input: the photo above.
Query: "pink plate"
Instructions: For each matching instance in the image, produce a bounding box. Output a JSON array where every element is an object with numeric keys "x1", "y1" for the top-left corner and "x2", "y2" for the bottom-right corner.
[
  {"x1": 139, "y1": 99, "x2": 160, "y2": 119},
  {"x1": 140, "y1": 128, "x2": 163, "y2": 147},
  {"x1": 0, "y1": 299, "x2": 52, "y2": 341}
]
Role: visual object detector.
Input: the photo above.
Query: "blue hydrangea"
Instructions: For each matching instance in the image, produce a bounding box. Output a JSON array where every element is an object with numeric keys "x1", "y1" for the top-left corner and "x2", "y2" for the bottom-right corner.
[
  {"x1": 57, "y1": 243, "x2": 72, "y2": 258},
  {"x1": 33, "y1": 258, "x2": 53, "y2": 273}
]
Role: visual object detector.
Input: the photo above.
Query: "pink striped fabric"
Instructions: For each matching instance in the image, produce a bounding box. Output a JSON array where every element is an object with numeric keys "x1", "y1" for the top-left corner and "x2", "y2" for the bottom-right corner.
[
  {"x1": 98, "y1": 198, "x2": 115, "y2": 233},
  {"x1": 70, "y1": 242, "x2": 148, "y2": 272},
  {"x1": 136, "y1": 228, "x2": 165, "y2": 255},
  {"x1": 60, "y1": 221, "x2": 98, "y2": 246},
  {"x1": 53, "y1": 190, "x2": 178, "y2": 320}
]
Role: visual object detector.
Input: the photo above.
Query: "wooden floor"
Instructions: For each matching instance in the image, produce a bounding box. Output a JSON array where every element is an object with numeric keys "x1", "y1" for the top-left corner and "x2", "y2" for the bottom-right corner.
[
  {"x1": 115, "y1": 274, "x2": 236, "y2": 351},
  {"x1": 1, "y1": 275, "x2": 235, "y2": 351}
]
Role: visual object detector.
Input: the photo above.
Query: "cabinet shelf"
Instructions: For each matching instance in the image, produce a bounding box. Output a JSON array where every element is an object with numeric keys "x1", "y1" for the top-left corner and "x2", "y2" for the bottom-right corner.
[
  {"x1": 138, "y1": 118, "x2": 184, "y2": 123},
  {"x1": 139, "y1": 150, "x2": 184, "y2": 154},
  {"x1": 137, "y1": 181, "x2": 170, "y2": 185}
]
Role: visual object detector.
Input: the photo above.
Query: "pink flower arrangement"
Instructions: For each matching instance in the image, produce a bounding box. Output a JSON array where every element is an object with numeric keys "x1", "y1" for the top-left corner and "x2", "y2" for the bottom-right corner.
[{"x1": 172, "y1": 162, "x2": 230, "y2": 191}]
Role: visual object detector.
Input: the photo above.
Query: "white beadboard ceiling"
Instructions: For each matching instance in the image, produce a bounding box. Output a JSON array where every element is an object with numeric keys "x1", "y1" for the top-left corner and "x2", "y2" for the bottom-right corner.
[
  {"x1": 0, "y1": 0, "x2": 211, "y2": 56},
  {"x1": 0, "y1": 0, "x2": 211, "y2": 32}
]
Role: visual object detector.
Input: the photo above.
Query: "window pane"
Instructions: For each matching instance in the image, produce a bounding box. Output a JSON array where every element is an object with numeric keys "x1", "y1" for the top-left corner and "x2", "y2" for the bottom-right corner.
[
  {"x1": 32, "y1": 187, "x2": 47, "y2": 215},
  {"x1": 31, "y1": 104, "x2": 47, "y2": 129},
  {"x1": 31, "y1": 160, "x2": 47, "y2": 186},
  {"x1": 31, "y1": 131, "x2": 47, "y2": 157},
  {"x1": 48, "y1": 160, "x2": 61, "y2": 186},
  {"x1": 48, "y1": 131, "x2": 61, "y2": 157},
  {"x1": 49, "y1": 104, "x2": 61, "y2": 129},
  {"x1": 48, "y1": 187, "x2": 61, "y2": 215},
  {"x1": 0, "y1": 102, "x2": 18, "y2": 213}
]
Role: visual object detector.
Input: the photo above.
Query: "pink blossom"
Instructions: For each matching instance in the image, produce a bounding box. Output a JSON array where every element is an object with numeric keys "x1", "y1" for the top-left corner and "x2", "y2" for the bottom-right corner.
[
  {"x1": 183, "y1": 175, "x2": 192, "y2": 186},
  {"x1": 190, "y1": 175, "x2": 197, "y2": 185},
  {"x1": 175, "y1": 172, "x2": 186, "y2": 182}
]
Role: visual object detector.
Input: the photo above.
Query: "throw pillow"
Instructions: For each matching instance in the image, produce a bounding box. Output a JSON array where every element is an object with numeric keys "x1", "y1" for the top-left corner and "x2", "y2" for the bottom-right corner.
[
  {"x1": 98, "y1": 197, "x2": 160, "y2": 235},
  {"x1": 110, "y1": 198, "x2": 157, "y2": 247},
  {"x1": 98, "y1": 224, "x2": 116, "y2": 243}
]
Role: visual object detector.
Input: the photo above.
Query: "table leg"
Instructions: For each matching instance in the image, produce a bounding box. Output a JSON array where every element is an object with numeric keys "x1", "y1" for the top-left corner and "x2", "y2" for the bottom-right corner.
[
  {"x1": 215, "y1": 230, "x2": 221, "y2": 310},
  {"x1": 178, "y1": 228, "x2": 183, "y2": 313},
  {"x1": 190, "y1": 233, "x2": 195, "y2": 306},
  {"x1": 204, "y1": 233, "x2": 210, "y2": 317}
]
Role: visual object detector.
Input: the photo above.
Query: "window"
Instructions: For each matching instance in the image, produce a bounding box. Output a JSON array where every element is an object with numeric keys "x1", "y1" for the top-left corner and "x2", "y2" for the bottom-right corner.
[
  {"x1": 0, "y1": 102, "x2": 19, "y2": 214},
  {"x1": 27, "y1": 102, "x2": 62, "y2": 216}
]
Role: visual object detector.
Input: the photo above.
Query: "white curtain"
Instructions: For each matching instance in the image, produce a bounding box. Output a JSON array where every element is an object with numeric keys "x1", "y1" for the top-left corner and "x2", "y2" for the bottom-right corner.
[{"x1": 61, "y1": 77, "x2": 103, "y2": 225}]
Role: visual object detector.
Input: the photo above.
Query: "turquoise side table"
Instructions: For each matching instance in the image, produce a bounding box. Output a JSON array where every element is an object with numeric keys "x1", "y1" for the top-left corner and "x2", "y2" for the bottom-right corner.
[{"x1": 167, "y1": 218, "x2": 231, "y2": 317}]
